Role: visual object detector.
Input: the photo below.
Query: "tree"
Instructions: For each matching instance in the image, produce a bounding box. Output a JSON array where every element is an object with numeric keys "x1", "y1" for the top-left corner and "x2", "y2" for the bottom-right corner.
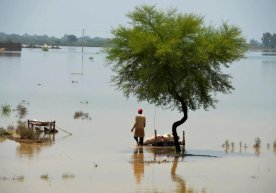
[
  {"x1": 261, "y1": 32, "x2": 276, "y2": 48},
  {"x1": 105, "y1": 5, "x2": 247, "y2": 153},
  {"x1": 271, "y1": 34, "x2": 276, "y2": 48},
  {"x1": 67, "y1": 34, "x2": 78, "y2": 42},
  {"x1": 249, "y1": 39, "x2": 260, "y2": 46},
  {"x1": 262, "y1": 32, "x2": 272, "y2": 47}
]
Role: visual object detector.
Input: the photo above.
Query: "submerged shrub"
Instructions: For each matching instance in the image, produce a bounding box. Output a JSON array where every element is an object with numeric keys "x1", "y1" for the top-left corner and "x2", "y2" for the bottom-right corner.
[
  {"x1": 62, "y1": 172, "x2": 75, "y2": 179},
  {"x1": 1, "y1": 104, "x2": 12, "y2": 117},
  {"x1": 15, "y1": 175, "x2": 24, "y2": 182},
  {"x1": 254, "y1": 137, "x2": 261, "y2": 148},
  {"x1": 16, "y1": 104, "x2": 28, "y2": 119},
  {"x1": 0, "y1": 175, "x2": 24, "y2": 182},
  {"x1": 0, "y1": 127, "x2": 13, "y2": 136},
  {"x1": 7, "y1": 125, "x2": 15, "y2": 131},
  {"x1": 16, "y1": 123, "x2": 41, "y2": 140},
  {"x1": 73, "y1": 111, "x2": 91, "y2": 120},
  {"x1": 41, "y1": 174, "x2": 49, "y2": 180}
]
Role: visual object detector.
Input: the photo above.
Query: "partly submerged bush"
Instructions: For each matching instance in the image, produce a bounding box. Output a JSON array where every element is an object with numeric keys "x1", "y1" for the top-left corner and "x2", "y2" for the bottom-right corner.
[
  {"x1": 254, "y1": 137, "x2": 261, "y2": 148},
  {"x1": 62, "y1": 172, "x2": 75, "y2": 179},
  {"x1": 16, "y1": 104, "x2": 28, "y2": 119},
  {"x1": 0, "y1": 127, "x2": 13, "y2": 136},
  {"x1": 16, "y1": 123, "x2": 41, "y2": 140},
  {"x1": 74, "y1": 111, "x2": 91, "y2": 120},
  {"x1": 6, "y1": 124, "x2": 15, "y2": 131},
  {"x1": 1, "y1": 104, "x2": 12, "y2": 117},
  {"x1": 40, "y1": 174, "x2": 49, "y2": 180}
]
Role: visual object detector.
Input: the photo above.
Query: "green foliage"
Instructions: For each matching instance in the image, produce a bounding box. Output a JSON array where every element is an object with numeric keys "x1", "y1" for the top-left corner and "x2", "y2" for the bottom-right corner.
[
  {"x1": 16, "y1": 123, "x2": 41, "y2": 140},
  {"x1": 0, "y1": 127, "x2": 13, "y2": 136},
  {"x1": 105, "y1": 5, "x2": 247, "y2": 112},
  {"x1": 0, "y1": 124, "x2": 14, "y2": 136},
  {"x1": 1, "y1": 104, "x2": 12, "y2": 117}
]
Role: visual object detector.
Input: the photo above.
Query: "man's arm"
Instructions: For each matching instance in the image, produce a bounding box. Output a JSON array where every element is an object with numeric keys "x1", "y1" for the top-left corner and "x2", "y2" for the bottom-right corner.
[
  {"x1": 131, "y1": 116, "x2": 137, "y2": 132},
  {"x1": 144, "y1": 117, "x2": 146, "y2": 127}
]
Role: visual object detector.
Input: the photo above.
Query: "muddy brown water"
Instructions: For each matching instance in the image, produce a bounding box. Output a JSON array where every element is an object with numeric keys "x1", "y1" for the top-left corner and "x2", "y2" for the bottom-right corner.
[{"x1": 1, "y1": 47, "x2": 276, "y2": 192}]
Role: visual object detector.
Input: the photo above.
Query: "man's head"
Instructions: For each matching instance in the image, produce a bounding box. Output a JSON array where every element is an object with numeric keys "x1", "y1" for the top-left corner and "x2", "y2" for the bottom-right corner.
[{"x1": 138, "y1": 108, "x2": 143, "y2": 114}]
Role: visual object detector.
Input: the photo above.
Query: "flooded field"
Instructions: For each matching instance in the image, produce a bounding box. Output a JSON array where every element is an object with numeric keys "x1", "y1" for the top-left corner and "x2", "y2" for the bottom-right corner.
[{"x1": 1, "y1": 47, "x2": 276, "y2": 192}]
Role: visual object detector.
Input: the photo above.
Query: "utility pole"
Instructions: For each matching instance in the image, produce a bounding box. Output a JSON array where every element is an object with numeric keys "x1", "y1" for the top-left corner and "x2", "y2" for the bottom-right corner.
[
  {"x1": 82, "y1": 28, "x2": 84, "y2": 53},
  {"x1": 81, "y1": 28, "x2": 84, "y2": 75}
]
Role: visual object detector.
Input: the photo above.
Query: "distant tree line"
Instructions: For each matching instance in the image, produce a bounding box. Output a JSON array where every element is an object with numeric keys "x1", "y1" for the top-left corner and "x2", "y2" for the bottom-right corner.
[
  {"x1": 249, "y1": 32, "x2": 276, "y2": 49},
  {"x1": 2, "y1": 32, "x2": 275, "y2": 49},
  {"x1": 0, "y1": 32, "x2": 112, "y2": 47}
]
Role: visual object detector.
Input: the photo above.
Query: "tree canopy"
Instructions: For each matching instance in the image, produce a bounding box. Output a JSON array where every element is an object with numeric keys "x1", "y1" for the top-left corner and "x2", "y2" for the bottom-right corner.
[
  {"x1": 262, "y1": 32, "x2": 276, "y2": 48},
  {"x1": 105, "y1": 5, "x2": 246, "y2": 152},
  {"x1": 66, "y1": 34, "x2": 78, "y2": 42}
]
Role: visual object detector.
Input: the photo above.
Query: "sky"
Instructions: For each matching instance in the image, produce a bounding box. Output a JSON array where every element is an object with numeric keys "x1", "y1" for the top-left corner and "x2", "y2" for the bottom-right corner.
[{"x1": 0, "y1": 0, "x2": 275, "y2": 41}]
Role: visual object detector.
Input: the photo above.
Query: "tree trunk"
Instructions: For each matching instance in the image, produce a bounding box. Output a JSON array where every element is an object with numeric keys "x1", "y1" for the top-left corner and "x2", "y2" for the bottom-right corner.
[{"x1": 172, "y1": 98, "x2": 188, "y2": 153}]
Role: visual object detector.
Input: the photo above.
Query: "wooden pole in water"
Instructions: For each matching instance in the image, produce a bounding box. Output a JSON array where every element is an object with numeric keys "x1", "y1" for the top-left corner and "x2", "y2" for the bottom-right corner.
[
  {"x1": 182, "y1": 130, "x2": 185, "y2": 148},
  {"x1": 154, "y1": 130, "x2": 157, "y2": 146}
]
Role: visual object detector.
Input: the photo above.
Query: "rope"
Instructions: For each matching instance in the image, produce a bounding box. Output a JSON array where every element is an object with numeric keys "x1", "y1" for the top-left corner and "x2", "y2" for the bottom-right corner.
[{"x1": 56, "y1": 125, "x2": 72, "y2": 135}]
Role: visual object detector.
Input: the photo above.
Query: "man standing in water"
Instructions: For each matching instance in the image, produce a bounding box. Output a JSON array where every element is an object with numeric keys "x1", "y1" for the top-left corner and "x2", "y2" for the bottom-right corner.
[{"x1": 131, "y1": 108, "x2": 146, "y2": 146}]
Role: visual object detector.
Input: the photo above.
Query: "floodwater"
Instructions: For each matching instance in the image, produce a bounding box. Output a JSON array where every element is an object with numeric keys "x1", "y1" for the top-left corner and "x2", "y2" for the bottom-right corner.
[{"x1": 0, "y1": 47, "x2": 276, "y2": 192}]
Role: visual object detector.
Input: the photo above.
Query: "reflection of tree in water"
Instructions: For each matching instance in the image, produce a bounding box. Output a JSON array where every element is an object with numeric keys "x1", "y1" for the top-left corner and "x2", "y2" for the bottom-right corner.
[
  {"x1": 171, "y1": 156, "x2": 186, "y2": 193},
  {"x1": 0, "y1": 137, "x2": 7, "y2": 143},
  {"x1": 17, "y1": 143, "x2": 42, "y2": 158},
  {"x1": 252, "y1": 138, "x2": 261, "y2": 156},
  {"x1": 16, "y1": 134, "x2": 55, "y2": 159},
  {"x1": 171, "y1": 156, "x2": 207, "y2": 193},
  {"x1": 254, "y1": 146, "x2": 261, "y2": 156},
  {"x1": 144, "y1": 146, "x2": 176, "y2": 162},
  {"x1": 131, "y1": 147, "x2": 208, "y2": 193}
]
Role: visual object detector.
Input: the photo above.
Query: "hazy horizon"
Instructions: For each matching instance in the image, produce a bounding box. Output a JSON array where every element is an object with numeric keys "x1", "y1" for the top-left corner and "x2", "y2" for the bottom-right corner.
[{"x1": 1, "y1": 0, "x2": 276, "y2": 41}]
